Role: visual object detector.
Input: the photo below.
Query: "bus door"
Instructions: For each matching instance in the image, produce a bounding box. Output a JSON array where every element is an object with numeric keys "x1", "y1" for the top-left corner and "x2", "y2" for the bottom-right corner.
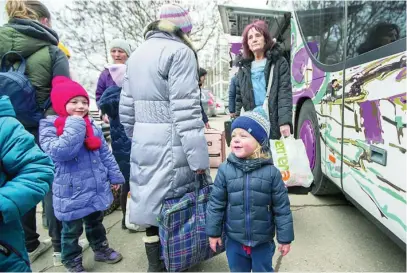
[{"x1": 341, "y1": 0, "x2": 406, "y2": 248}]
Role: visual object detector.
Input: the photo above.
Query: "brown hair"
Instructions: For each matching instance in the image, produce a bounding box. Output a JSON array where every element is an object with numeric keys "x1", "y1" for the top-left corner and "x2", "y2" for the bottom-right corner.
[
  {"x1": 242, "y1": 20, "x2": 274, "y2": 60},
  {"x1": 5, "y1": 0, "x2": 50, "y2": 21}
]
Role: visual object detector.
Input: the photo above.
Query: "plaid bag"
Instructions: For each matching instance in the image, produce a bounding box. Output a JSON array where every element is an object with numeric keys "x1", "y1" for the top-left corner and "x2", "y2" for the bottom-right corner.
[{"x1": 159, "y1": 174, "x2": 226, "y2": 272}]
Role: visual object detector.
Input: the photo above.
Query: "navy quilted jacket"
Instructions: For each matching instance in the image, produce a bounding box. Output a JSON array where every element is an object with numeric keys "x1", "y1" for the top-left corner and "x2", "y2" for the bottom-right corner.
[
  {"x1": 206, "y1": 153, "x2": 294, "y2": 247},
  {"x1": 39, "y1": 116, "x2": 125, "y2": 221},
  {"x1": 99, "y1": 86, "x2": 131, "y2": 181}
]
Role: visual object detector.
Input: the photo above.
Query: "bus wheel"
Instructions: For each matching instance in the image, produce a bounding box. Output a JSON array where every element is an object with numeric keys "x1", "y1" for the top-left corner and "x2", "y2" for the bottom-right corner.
[{"x1": 297, "y1": 100, "x2": 338, "y2": 195}]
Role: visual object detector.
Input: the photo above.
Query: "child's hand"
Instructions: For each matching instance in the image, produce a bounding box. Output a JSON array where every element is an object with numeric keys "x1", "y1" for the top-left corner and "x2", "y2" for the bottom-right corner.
[
  {"x1": 278, "y1": 244, "x2": 291, "y2": 256},
  {"x1": 111, "y1": 184, "x2": 121, "y2": 191},
  {"x1": 209, "y1": 237, "x2": 222, "y2": 252}
]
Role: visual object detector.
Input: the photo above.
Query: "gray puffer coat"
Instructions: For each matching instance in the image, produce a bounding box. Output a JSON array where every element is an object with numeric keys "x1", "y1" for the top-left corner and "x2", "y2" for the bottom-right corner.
[
  {"x1": 235, "y1": 44, "x2": 292, "y2": 140},
  {"x1": 119, "y1": 20, "x2": 210, "y2": 227}
]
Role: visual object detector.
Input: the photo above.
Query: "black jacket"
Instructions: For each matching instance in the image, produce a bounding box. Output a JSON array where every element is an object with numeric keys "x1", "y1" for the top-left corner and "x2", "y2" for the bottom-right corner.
[{"x1": 235, "y1": 44, "x2": 292, "y2": 139}]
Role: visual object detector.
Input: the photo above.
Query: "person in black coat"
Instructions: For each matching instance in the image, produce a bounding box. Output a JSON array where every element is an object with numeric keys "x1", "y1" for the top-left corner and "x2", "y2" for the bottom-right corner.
[
  {"x1": 235, "y1": 20, "x2": 292, "y2": 140},
  {"x1": 99, "y1": 68, "x2": 131, "y2": 230},
  {"x1": 199, "y1": 67, "x2": 210, "y2": 129}
]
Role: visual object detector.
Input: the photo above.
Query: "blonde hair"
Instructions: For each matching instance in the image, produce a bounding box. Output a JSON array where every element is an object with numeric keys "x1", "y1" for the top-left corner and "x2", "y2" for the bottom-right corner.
[
  {"x1": 5, "y1": 0, "x2": 50, "y2": 21},
  {"x1": 248, "y1": 143, "x2": 271, "y2": 160}
]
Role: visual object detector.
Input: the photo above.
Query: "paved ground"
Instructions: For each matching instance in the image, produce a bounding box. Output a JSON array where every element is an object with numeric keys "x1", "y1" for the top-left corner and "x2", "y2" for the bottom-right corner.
[{"x1": 32, "y1": 115, "x2": 406, "y2": 272}]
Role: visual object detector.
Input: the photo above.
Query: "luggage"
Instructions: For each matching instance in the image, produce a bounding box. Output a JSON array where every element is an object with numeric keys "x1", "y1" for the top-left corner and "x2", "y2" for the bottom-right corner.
[
  {"x1": 270, "y1": 136, "x2": 314, "y2": 188},
  {"x1": 204, "y1": 128, "x2": 226, "y2": 168},
  {"x1": 224, "y1": 119, "x2": 234, "y2": 147},
  {"x1": 104, "y1": 185, "x2": 120, "y2": 216},
  {"x1": 159, "y1": 174, "x2": 226, "y2": 272}
]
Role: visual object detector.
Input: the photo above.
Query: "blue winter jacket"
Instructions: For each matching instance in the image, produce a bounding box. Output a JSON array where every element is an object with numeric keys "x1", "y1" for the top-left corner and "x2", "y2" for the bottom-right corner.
[
  {"x1": 206, "y1": 153, "x2": 294, "y2": 247},
  {"x1": 0, "y1": 96, "x2": 54, "y2": 272},
  {"x1": 99, "y1": 86, "x2": 131, "y2": 181},
  {"x1": 39, "y1": 116, "x2": 125, "y2": 221}
]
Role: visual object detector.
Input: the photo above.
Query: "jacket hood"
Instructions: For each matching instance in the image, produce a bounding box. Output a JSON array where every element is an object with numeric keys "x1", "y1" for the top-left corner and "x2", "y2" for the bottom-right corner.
[
  {"x1": 227, "y1": 153, "x2": 273, "y2": 172},
  {"x1": 105, "y1": 64, "x2": 126, "y2": 87},
  {"x1": 144, "y1": 20, "x2": 196, "y2": 51},
  {"x1": 239, "y1": 43, "x2": 284, "y2": 68},
  {"x1": 7, "y1": 18, "x2": 59, "y2": 46},
  {"x1": 144, "y1": 20, "x2": 198, "y2": 67},
  {"x1": 0, "y1": 96, "x2": 16, "y2": 118},
  {"x1": 0, "y1": 18, "x2": 59, "y2": 59}
]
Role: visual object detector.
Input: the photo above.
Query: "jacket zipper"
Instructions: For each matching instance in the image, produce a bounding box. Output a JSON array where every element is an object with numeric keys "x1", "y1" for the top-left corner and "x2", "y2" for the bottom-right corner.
[{"x1": 245, "y1": 174, "x2": 251, "y2": 246}]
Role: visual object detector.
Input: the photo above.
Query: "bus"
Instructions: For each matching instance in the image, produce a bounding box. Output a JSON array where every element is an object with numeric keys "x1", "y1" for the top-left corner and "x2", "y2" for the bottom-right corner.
[{"x1": 218, "y1": 1, "x2": 406, "y2": 250}]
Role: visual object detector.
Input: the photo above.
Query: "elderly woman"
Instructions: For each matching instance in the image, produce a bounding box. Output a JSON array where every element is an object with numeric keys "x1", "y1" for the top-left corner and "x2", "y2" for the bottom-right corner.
[
  {"x1": 96, "y1": 38, "x2": 130, "y2": 109},
  {"x1": 235, "y1": 20, "x2": 292, "y2": 139}
]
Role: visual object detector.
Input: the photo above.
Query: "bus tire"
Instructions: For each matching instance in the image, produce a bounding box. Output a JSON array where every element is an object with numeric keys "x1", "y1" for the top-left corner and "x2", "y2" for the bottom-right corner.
[{"x1": 297, "y1": 100, "x2": 339, "y2": 195}]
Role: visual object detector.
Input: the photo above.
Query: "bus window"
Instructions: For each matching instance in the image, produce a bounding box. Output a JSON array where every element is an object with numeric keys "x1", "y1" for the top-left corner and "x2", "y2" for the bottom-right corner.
[
  {"x1": 347, "y1": 1, "x2": 406, "y2": 58},
  {"x1": 294, "y1": 0, "x2": 345, "y2": 65}
]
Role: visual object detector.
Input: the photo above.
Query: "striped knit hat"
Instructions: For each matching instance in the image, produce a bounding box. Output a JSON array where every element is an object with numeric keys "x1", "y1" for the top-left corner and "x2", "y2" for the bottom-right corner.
[
  {"x1": 159, "y1": 4, "x2": 193, "y2": 34},
  {"x1": 232, "y1": 108, "x2": 270, "y2": 145}
]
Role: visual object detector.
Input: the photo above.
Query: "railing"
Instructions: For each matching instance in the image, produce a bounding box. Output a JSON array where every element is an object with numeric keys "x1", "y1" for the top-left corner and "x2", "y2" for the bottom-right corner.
[{"x1": 89, "y1": 110, "x2": 111, "y2": 142}]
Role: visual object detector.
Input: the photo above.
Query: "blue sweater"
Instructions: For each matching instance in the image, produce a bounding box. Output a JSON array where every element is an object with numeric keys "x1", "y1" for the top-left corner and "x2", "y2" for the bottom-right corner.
[
  {"x1": 251, "y1": 58, "x2": 267, "y2": 108},
  {"x1": 206, "y1": 153, "x2": 294, "y2": 247}
]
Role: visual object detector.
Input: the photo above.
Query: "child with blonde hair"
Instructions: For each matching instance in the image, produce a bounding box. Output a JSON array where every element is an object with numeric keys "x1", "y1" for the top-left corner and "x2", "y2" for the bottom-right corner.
[{"x1": 206, "y1": 109, "x2": 294, "y2": 272}]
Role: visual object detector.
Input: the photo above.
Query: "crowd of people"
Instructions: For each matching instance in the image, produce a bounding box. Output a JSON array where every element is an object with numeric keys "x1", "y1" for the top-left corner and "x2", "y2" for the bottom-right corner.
[{"x1": 0, "y1": 0, "x2": 294, "y2": 272}]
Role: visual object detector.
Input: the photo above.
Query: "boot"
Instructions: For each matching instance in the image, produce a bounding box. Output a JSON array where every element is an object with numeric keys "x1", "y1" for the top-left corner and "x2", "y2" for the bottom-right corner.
[
  {"x1": 143, "y1": 236, "x2": 165, "y2": 272},
  {"x1": 121, "y1": 216, "x2": 127, "y2": 230},
  {"x1": 64, "y1": 255, "x2": 86, "y2": 272},
  {"x1": 94, "y1": 241, "x2": 123, "y2": 264}
]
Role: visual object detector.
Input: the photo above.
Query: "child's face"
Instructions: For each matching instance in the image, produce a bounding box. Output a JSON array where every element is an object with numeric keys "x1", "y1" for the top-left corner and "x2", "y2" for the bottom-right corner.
[
  {"x1": 231, "y1": 128, "x2": 258, "y2": 159},
  {"x1": 66, "y1": 96, "x2": 89, "y2": 117}
]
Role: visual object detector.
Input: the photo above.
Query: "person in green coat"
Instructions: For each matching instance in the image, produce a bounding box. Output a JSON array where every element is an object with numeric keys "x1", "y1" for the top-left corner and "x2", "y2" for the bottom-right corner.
[{"x1": 0, "y1": 96, "x2": 55, "y2": 272}]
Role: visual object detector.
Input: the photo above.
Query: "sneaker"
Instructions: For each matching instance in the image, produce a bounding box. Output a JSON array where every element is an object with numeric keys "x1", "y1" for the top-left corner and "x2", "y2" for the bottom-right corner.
[
  {"x1": 28, "y1": 238, "x2": 52, "y2": 263},
  {"x1": 65, "y1": 255, "x2": 86, "y2": 273},
  {"x1": 94, "y1": 247, "x2": 122, "y2": 264},
  {"x1": 79, "y1": 238, "x2": 90, "y2": 252},
  {"x1": 53, "y1": 252, "x2": 62, "y2": 267}
]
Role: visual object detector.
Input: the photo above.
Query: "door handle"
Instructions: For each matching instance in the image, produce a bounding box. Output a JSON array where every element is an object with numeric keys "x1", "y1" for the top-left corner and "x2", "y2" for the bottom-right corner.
[{"x1": 370, "y1": 145, "x2": 387, "y2": 166}]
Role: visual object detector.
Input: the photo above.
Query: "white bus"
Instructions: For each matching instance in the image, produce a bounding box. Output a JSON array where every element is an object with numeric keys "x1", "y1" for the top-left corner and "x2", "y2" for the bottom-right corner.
[{"x1": 219, "y1": 0, "x2": 406, "y2": 250}]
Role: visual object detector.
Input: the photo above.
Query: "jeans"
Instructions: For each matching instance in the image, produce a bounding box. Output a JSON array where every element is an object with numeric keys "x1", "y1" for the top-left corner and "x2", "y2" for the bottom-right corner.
[
  {"x1": 44, "y1": 190, "x2": 63, "y2": 252},
  {"x1": 61, "y1": 211, "x2": 107, "y2": 264},
  {"x1": 226, "y1": 238, "x2": 275, "y2": 272}
]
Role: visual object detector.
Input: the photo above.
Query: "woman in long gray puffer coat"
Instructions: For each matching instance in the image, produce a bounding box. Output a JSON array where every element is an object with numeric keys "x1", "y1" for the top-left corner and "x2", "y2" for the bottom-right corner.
[{"x1": 119, "y1": 4, "x2": 210, "y2": 272}]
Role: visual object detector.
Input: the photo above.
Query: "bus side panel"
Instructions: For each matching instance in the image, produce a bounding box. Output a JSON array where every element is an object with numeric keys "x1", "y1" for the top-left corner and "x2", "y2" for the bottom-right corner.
[{"x1": 341, "y1": 53, "x2": 406, "y2": 245}]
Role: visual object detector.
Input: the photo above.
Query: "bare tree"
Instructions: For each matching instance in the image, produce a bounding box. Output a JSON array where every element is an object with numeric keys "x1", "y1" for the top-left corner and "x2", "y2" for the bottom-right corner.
[{"x1": 54, "y1": 0, "x2": 222, "y2": 91}]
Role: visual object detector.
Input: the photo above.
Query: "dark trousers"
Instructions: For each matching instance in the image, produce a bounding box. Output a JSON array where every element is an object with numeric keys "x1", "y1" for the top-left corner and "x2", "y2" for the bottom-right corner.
[
  {"x1": 21, "y1": 206, "x2": 40, "y2": 252},
  {"x1": 44, "y1": 190, "x2": 62, "y2": 252},
  {"x1": 61, "y1": 211, "x2": 107, "y2": 264},
  {"x1": 120, "y1": 180, "x2": 130, "y2": 216},
  {"x1": 226, "y1": 238, "x2": 275, "y2": 272},
  {"x1": 146, "y1": 226, "x2": 159, "y2": 237}
]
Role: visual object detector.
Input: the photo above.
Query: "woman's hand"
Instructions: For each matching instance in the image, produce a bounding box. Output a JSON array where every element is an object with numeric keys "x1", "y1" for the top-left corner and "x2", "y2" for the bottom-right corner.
[
  {"x1": 209, "y1": 237, "x2": 222, "y2": 252},
  {"x1": 280, "y1": 124, "x2": 291, "y2": 137}
]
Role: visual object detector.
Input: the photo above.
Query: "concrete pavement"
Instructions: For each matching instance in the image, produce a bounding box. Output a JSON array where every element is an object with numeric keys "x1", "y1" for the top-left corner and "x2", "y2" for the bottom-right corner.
[{"x1": 31, "y1": 115, "x2": 406, "y2": 272}]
